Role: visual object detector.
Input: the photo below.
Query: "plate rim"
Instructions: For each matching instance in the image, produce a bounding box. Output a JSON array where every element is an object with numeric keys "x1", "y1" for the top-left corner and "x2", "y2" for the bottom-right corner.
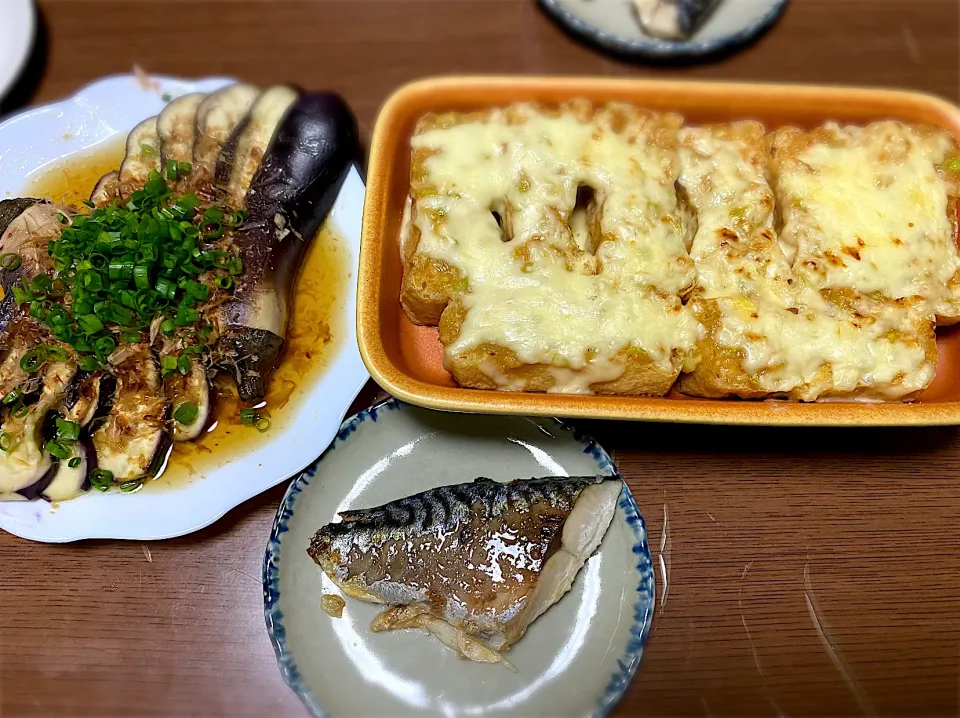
[
  {"x1": 537, "y1": 0, "x2": 790, "y2": 59},
  {"x1": 262, "y1": 397, "x2": 655, "y2": 718},
  {"x1": 0, "y1": 73, "x2": 370, "y2": 542},
  {"x1": 0, "y1": 0, "x2": 36, "y2": 101}
]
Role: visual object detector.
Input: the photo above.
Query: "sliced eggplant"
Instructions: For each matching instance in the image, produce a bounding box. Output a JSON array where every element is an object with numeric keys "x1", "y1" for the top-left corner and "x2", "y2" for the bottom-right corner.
[
  {"x1": 163, "y1": 362, "x2": 211, "y2": 442},
  {"x1": 91, "y1": 344, "x2": 169, "y2": 482},
  {"x1": 39, "y1": 440, "x2": 89, "y2": 502},
  {"x1": 213, "y1": 92, "x2": 358, "y2": 401},
  {"x1": 0, "y1": 319, "x2": 46, "y2": 399},
  {"x1": 223, "y1": 85, "x2": 299, "y2": 207},
  {"x1": 0, "y1": 361, "x2": 75, "y2": 500},
  {"x1": 193, "y1": 84, "x2": 260, "y2": 187},
  {"x1": 61, "y1": 371, "x2": 110, "y2": 429},
  {"x1": 90, "y1": 170, "x2": 120, "y2": 207},
  {"x1": 1, "y1": 201, "x2": 64, "y2": 338},
  {"x1": 118, "y1": 117, "x2": 161, "y2": 189},
  {"x1": 157, "y1": 92, "x2": 206, "y2": 167}
]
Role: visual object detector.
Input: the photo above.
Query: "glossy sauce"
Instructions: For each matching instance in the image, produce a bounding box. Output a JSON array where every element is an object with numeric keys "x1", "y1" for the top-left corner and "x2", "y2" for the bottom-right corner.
[{"x1": 23, "y1": 142, "x2": 348, "y2": 488}]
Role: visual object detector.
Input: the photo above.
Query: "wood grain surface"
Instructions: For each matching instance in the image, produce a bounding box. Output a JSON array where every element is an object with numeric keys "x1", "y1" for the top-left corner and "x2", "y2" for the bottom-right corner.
[{"x1": 2, "y1": 1, "x2": 959, "y2": 716}]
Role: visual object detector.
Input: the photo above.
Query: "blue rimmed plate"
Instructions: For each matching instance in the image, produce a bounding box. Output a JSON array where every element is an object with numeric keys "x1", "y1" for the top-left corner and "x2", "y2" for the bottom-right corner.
[
  {"x1": 263, "y1": 398, "x2": 654, "y2": 717},
  {"x1": 539, "y1": 0, "x2": 790, "y2": 61}
]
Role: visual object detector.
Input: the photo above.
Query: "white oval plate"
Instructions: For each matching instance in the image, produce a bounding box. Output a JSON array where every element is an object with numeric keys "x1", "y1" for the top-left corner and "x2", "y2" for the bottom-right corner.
[
  {"x1": 0, "y1": 0, "x2": 35, "y2": 101},
  {"x1": 264, "y1": 399, "x2": 655, "y2": 718},
  {"x1": 0, "y1": 74, "x2": 369, "y2": 542}
]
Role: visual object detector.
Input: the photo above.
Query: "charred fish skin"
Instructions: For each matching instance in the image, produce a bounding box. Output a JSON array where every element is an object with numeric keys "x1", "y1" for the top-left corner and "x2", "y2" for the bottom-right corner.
[
  {"x1": 216, "y1": 92, "x2": 359, "y2": 402},
  {"x1": 307, "y1": 475, "x2": 623, "y2": 659}
]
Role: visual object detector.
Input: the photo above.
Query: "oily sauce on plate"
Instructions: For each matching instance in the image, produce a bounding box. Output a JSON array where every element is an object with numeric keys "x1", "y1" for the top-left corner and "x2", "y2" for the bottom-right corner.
[{"x1": 23, "y1": 141, "x2": 348, "y2": 488}]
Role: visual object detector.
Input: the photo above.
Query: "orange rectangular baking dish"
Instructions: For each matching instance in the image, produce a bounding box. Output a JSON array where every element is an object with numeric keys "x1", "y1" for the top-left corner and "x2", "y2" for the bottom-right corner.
[{"x1": 358, "y1": 76, "x2": 960, "y2": 426}]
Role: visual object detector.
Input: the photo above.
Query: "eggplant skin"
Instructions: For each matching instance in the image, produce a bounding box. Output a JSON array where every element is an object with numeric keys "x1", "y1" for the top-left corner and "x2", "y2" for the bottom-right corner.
[
  {"x1": 246, "y1": 91, "x2": 358, "y2": 238},
  {"x1": 218, "y1": 93, "x2": 358, "y2": 403},
  {"x1": 216, "y1": 329, "x2": 283, "y2": 403}
]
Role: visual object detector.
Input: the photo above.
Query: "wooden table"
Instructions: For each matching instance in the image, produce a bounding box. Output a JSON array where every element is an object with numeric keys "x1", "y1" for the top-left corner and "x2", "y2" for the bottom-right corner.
[{"x1": 2, "y1": 1, "x2": 959, "y2": 715}]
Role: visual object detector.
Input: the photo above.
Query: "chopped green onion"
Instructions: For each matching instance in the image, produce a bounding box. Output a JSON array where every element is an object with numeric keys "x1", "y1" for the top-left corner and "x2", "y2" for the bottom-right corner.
[
  {"x1": 161, "y1": 354, "x2": 178, "y2": 376},
  {"x1": 68, "y1": 457, "x2": 82, "y2": 468},
  {"x1": 7, "y1": 180, "x2": 244, "y2": 375},
  {"x1": 20, "y1": 347, "x2": 47, "y2": 373},
  {"x1": 77, "y1": 315, "x2": 104, "y2": 335},
  {"x1": 12, "y1": 403, "x2": 29, "y2": 419},
  {"x1": 133, "y1": 264, "x2": 151, "y2": 290},
  {"x1": 200, "y1": 219, "x2": 223, "y2": 239},
  {"x1": 177, "y1": 354, "x2": 192, "y2": 375},
  {"x1": 0, "y1": 432, "x2": 11, "y2": 452},
  {"x1": 41, "y1": 344, "x2": 71, "y2": 362},
  {"x1": 94, "y1": 335, "x2": 116, "y2": 356},
  {"x1": 255, "y1": 418, "x2": 271, "y2": 433},
  {"x1": 177, "y1": 161, "x2": 192, "y2": 176},
  {"x1": 174, "y1": 401, "x2": 199, "y2": 425},
  {"x1": 56, "y1": 418, "x2": 80, "y2": 442},
  {"x1": 155, "y1": 277, "x2": 176, "y2": 300},
  {"x1": 119, "y1": 480, "x2": 142, "y2": 493},
  {"x1": 44, "y1": 440, "x2": 69, "y2": 460},
  {"x1": 78, "y1": 355, "x2": 102, "y2": 372},
  {"x1": 2, "y1": 389, "x2": 22, "y2": 405},
  {"x1": 141, "y1": 143, "x2": 157, "y2": 157},
  {"x1": 239, "y1": 408, "x2": 257, "y2": 426},
  {"x1": 88, "y1": 468, "x2": 114, "y2": 491}
]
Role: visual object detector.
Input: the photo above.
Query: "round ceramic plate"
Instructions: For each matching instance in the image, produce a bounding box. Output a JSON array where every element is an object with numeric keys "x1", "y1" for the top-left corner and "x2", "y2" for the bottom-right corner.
[
  {"x1": 539, "y1": 0, "x2": 790, "y2": 60},
  {"x1": 264, "y1": 398, "x2": 654, "y2": 718},
  {"x1": 0, "y1": 75, "x2": 369, "y2": 542},
  {"x1": 0, "y1": 0, "x2": 35, "y2": 101}
]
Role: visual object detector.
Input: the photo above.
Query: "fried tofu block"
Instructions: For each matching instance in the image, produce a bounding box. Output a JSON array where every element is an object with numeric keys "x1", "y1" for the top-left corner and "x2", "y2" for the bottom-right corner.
[
  {"x1": 401, "y1": 102, "x2": 698, "y2": 395},
  {"x1": 769, "y1": 121, "x2": 960, "y2": 325},
  {"x1": 677, "y1": 122, "x2": 938, "y2": 401}
]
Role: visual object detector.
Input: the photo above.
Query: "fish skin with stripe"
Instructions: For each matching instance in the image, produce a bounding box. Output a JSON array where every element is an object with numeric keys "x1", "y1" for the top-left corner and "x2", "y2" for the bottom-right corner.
[{"x1": 307, "y1": 475, "x2": 623, "y2": 666}]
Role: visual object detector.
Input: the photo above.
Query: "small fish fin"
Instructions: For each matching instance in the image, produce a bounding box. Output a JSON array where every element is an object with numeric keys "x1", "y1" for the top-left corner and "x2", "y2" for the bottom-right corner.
[{"x1": 370, "y1": 605, "x2": 514, "y2": 669}]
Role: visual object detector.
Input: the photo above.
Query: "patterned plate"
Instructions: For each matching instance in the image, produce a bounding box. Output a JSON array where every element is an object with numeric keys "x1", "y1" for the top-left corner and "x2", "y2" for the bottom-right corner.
[
  {"x1": 539, "y1": 0, "x2": 790, "y2": 60},
  {"x1": 263, "y1": 398, "x2": 655, "y2": 717}
]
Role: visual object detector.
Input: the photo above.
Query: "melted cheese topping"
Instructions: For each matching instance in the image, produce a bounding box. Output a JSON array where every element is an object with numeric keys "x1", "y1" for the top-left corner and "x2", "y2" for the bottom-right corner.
[
  {"x1": 776, "y1": 122, "x2": 960, "y2": 319},
  {"x1": 406, "y1": 108, "x2": 956, "y2": 400},
  {"x1": 678, "y1": 124, "x2": 935, "y2": 399},
  {"x1": 410, "y1": 105, "x2": 697, "y2": 385}
]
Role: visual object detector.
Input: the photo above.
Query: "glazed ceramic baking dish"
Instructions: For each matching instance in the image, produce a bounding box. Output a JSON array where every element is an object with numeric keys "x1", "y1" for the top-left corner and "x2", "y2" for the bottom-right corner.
[{"x1": 358, "y1": 76, "x2": 960, "y2": 426}]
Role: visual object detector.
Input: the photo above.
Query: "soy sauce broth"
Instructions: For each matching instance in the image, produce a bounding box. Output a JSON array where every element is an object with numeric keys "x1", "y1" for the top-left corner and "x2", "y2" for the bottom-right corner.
[{"x1": 23, "y1": 142, "x2": 349, "y2": 488}]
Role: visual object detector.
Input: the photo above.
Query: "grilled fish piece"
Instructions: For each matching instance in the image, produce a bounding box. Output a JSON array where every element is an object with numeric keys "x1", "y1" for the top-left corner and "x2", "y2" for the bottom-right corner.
[
  {"x1": 307, "y1": 475, "x2": 622, "y2": 665},
  {"x1": 633, "y1": 0, "x2": 722, "y2": 39}
]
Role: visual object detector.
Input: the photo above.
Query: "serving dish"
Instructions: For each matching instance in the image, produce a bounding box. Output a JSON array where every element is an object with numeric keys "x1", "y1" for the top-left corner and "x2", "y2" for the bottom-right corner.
[
  {"x1": 359, "y1": 75, "x2": 960, "y2": 426},
  {"x1": 0, "y1": 0, "x2": 35, "y2": 103},
  {"x1": 538, "y1": 0, "x2": 789, "y2": 61},
  {"x1": 264, "y1": 398, "x2": 654, "y2": 718},
  {"x1": 0, "y1": 74, "x2": 369, "y2": 541}
]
